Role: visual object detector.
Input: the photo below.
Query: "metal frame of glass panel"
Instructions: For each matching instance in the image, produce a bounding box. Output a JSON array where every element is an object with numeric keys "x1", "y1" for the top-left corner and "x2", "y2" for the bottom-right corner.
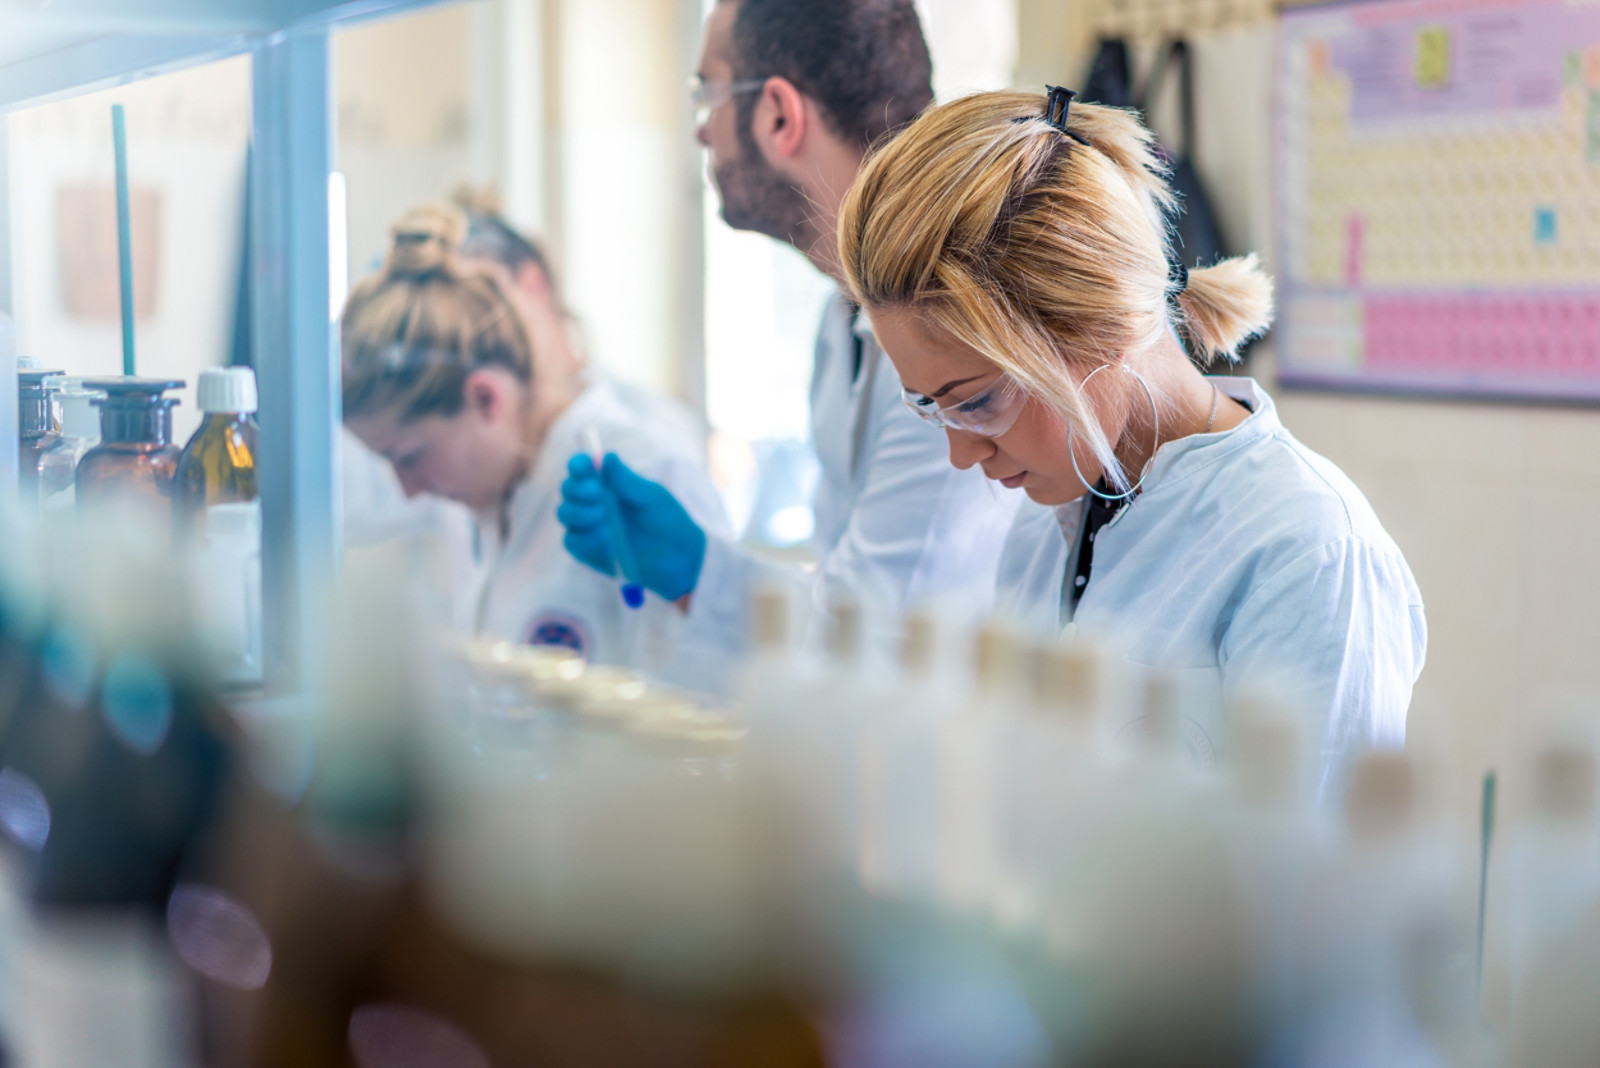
[{"x1": 0, "y1": 0, "x2": 454, "y2": 693}]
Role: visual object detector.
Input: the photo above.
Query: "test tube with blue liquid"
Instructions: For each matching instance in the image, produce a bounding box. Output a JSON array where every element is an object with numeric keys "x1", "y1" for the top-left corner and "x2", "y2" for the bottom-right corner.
[{"x1": 582, "y1": 428, "x2": 645, "y2": 610}]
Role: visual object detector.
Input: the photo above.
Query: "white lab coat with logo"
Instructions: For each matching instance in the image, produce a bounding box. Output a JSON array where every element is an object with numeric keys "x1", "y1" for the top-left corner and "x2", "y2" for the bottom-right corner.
[
  {"x1": 475, "y1": 374, "x2": 728, "y2": 666},
  {"x1": 994, "y1": 377, "x2": 1426, "y2": 801},
  {"x1": 683, "y1": 290, "x2": 1022, "y2": 678}
]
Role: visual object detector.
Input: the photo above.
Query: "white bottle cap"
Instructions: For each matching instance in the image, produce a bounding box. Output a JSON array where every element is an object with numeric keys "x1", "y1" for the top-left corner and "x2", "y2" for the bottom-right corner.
[
  {"x1": 1033, "y1": 639, "x2": 1105, "y2": 721},
  {"x1": 899, "y1": 611, "x2": 936, "y2": 676},
  {"x1": 825, "y1": 597, "x2": 862, "y2": 662},
  {"x1": 1345, "y1": 750, "x2": 1415, "y2": 837},
  {"x1": 197, "y1": 367, "x2": 258, "y2": 414},
  {"x1": 750, "y1": 586, "x2": 790, "y2": 652},
  {"x1": 966, "y1": 626, "x2": 1017, "y2": 693},
  {"x1": 1229, "y1": 690, "x2": 1307, "y2": 810}
]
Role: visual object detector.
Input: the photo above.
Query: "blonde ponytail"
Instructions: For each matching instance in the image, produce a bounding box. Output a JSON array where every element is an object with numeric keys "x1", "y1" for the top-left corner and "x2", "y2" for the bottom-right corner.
[
  {"x1": 1175, "y1": 253, "x2": 1274, "y2": 365},
  {"x1": 840, "y1": 89, "x2": 1277, "y2": 486}
]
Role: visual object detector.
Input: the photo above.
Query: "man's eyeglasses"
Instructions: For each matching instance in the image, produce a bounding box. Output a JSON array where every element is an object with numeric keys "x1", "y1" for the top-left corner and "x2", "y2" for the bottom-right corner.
[
  {"x1": 688, "y1": 76, "x2": 767, "y2": 126},
  {"x1": 901, "y1": 374, "x2": 1029, "y2": 438}
]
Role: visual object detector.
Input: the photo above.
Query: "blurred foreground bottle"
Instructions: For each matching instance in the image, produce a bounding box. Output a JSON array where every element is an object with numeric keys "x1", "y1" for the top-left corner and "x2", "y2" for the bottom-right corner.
[
  {"x1": 0, "y1": 523, "x2": 237, "y2": 1068},
  {"x1": 38, "y1": 378, "x2": 105, "y2": 510},
  {"x1": 75, "y1": 377, "x2": 183, "y2": 513}
]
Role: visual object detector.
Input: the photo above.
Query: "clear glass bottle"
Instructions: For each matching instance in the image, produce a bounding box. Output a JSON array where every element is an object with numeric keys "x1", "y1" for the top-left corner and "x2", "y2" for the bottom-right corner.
[
  {"x1": 17, "y1": 367, "x2": 64, "y2": 508},
  {"x1": 75, "y1": 377, "x2": 184, "y2": 512},
  {"x1": 173, "y1": 367, "x2": 259, "y2": 538},
  {"x1": 38, "y1": 378, "x2": 105, "y2": 510}
]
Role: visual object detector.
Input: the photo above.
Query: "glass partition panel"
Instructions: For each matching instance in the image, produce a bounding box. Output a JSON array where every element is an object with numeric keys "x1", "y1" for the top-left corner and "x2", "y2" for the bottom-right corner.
[{"x1": 5, "y1": 55, "x2": 251, "y2": 444}]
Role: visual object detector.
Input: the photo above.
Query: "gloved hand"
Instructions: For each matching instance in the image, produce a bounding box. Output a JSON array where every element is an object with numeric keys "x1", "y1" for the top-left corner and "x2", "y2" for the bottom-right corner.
[{"x1": 558, "y1": 452, "x2": 707, "y2": 603}]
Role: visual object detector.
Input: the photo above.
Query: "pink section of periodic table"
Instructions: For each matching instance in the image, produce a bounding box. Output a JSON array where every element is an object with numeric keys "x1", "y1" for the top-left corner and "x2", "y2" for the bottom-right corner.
[{"x1": 1276, "y1": 0, "x2": 1600, "y2": 400}]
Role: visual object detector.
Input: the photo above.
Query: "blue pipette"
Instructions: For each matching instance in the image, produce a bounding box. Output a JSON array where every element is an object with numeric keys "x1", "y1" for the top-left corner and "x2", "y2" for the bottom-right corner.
[{"x1": 581, "y1": 428, "x2": 646, "y2": 609}]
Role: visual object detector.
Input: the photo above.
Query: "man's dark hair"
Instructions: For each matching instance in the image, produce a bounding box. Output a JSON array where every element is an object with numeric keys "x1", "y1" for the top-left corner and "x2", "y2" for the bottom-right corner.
[{"x1": 726, "y1": 0, "x2": 934, "y2": 151}]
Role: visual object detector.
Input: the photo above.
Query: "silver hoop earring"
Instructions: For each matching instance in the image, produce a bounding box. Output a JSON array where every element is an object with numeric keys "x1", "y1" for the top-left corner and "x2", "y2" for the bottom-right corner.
[{"x1": 1066, "y1": 363, "x2": 1159, "y2": 503}]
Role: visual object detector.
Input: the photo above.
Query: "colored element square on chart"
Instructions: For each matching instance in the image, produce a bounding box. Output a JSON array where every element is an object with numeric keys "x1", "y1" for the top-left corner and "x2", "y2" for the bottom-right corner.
[
  {"x1": 1415, "y1": 25, "x2": 1452, "y2": 89},
  {"x1": 1535, "y1": 207, "x2": 1558, "y2": 245},
  {"x1": 1310, "y1": 40, "x2": 1331, "y2": 77},
  {"x1": 1586, "y1": 45, "x2": 1600, "y2": 90},
  {"x1": 1346, "y1": 215, "x2": 1365, "y2": 287},
  {"x1": 1589, "y1": 91, "x2": 1600, "y2": 163}
]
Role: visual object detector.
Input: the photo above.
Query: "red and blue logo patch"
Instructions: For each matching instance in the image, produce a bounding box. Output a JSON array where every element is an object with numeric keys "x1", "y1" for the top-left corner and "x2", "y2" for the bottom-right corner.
[{"x1": 526, "y1": 612, "x2": 591, "y2": 656}]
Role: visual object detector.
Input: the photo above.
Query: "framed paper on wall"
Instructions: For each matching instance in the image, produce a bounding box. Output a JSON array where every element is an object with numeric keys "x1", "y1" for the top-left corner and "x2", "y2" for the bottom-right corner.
[{"x1": 1276, "y1": 0, "x2": 1600, "y2": 401}]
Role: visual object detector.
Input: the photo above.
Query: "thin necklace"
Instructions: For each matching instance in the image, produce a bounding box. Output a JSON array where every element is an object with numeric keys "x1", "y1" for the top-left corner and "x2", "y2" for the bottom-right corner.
[{"x1": 1202, "y1": 382, "x2": 1220, "y2": 434}]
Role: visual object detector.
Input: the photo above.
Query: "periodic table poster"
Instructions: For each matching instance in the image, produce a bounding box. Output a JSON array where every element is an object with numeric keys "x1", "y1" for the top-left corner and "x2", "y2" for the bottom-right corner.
[{"x1": 1276, "y1": 0, "x2": 1600, "y2": 401}]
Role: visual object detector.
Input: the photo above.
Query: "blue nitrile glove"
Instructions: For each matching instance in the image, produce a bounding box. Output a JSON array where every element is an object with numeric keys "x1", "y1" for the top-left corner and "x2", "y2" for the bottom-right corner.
[{"x1": 558, "y1": 452, "x2": 707, "y2": 602}]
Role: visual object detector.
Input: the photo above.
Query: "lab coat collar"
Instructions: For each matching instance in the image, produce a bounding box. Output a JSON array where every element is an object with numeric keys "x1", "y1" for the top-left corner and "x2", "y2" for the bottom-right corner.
[
  {"x1": 852, "y1": 303, "x2": 876, "y2": 342},
  {"x1": 1053, "y1": 375, "x2": 1276, "y2": 528},
  {"x1": 496, "y1": 374, "x2": 621, "y2": 532}
]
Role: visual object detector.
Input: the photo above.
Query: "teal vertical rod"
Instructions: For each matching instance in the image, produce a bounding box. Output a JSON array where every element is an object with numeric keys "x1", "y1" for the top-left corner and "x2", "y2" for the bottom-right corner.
[
  {"x1": 1476, "y1": 769, "x2": 1497, "y2": 993},
  {"x1": 112, "y1": 104, "x2": 136, "y2": 376}
]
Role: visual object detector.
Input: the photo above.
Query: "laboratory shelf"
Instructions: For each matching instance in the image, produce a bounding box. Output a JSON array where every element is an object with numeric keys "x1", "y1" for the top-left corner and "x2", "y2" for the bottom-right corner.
[
  {"x1": 0, "y1": 0, "x2": 461, "y2": 111},
  {"x1": 0, "y1": 0, "x2": 451, "y2": 692}
]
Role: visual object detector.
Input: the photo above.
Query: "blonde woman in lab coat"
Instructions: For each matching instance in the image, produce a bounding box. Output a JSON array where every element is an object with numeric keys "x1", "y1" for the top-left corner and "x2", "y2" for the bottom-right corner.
[
  {"x1": 838, "y1": 89, "x2": 1426, "y2": 799},
  {"x1": 341, "y1": 204, "x2": 727, "y2": 666}
]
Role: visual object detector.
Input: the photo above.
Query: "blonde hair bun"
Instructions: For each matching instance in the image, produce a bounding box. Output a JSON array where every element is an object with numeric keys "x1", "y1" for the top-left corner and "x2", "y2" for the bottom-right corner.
[
  {"x1": 342, "y1": 201, "x2": 536, "y2": 422},
  {"x1": 450, "y1": 184, "x2": 504, "y2": 218},
  {"x1": 388, "y1": 203, "x2": 468, "y2": 279}
]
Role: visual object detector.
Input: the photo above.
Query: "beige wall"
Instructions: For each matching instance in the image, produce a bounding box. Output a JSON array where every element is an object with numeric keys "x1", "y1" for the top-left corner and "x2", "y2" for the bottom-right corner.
[
  {"x1": 335, "y1": 0, "x2": 703, "y2": 403},
  {"x1": 1019, "y1": 8, "x2": 1600, "y2": 825},
  {"x1": 551, "y1": 0, "x2": 702, "y2": 400},
  {"x1": 336, "y1": 3, "x2": 493, "y2": 285}
]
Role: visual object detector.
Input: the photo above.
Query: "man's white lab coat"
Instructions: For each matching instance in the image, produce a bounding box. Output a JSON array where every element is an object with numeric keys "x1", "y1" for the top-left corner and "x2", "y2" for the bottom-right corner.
[{"x1": 684, "y1": 291, "x2": 1021, "y2": 674}]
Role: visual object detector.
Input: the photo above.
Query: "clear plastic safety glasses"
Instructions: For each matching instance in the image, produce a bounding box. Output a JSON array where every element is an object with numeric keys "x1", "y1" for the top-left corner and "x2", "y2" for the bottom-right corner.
[
  {"x1": 901, "y1": 374, "x2": 1028, "y2": 437},
  {"x1": 688, "y1": 77, "x2": 766, "y2": 126}
]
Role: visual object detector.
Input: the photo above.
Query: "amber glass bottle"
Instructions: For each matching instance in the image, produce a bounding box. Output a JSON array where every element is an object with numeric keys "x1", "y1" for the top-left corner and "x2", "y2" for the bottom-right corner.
[
  {"x1": 17, "y1": 368, "x2": 64, "y2": 507},
  {"x1": 173, "y1": 367, "x2": 259, "y2": 538},
  {"x1": 75, "y1": 377, "x2": 184, "y2": 512}
]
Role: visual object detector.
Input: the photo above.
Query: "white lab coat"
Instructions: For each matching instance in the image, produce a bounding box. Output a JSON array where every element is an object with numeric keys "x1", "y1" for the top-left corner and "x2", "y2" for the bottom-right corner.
[
  {"x1": 342, "y1": 429, "x2": 481, "y2": 634},
  {"x1": 475, "y1": 374, "x2": 728, "y2": 668},
  {"x1": 683, "y1": 290, "x2": 1022, "y2": 676},
  {"x1": 995, "y1": 377, "x2": 1426, "y2": 800},
  {"x1": 611, "y1": 378, "x2": 708, "y2": 457}
]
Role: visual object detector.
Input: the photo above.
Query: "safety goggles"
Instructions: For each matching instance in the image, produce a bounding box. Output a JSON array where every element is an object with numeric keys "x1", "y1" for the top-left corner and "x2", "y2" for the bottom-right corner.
[
  {"x1": 688, "y1": 76, "x2": 767, "y2": 126},
  {"x1": 901, "y1": 374, "x2": 1029, "y2": 437}
]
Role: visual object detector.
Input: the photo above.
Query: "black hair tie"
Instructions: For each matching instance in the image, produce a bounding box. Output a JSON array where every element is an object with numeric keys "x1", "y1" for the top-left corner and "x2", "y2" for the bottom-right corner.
[
  {"x1": 1169, "y1": 259, "x2": 1189, "y2": 297},
  {"x1": 1014, "y1": 85, "x2": 1091, "y2": 146}
]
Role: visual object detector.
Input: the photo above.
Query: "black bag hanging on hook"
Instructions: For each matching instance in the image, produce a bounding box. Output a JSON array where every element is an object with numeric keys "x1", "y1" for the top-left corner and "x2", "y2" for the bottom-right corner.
[
  {"x1": 1137, "y1": 38, "x2": 1228, "y2": 270},
  {"x1": 1080, "y1": 37, "x2": 1229, "y2": 270},
  {"x1": 1082, "y1": 37, "x2": 1138, "y2": 108}
]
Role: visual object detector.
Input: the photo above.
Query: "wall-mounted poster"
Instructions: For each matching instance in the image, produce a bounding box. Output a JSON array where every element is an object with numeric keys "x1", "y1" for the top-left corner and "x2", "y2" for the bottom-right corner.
[
  {"x1": 1277, "y1": 0, "x2": 1600, "y2": 401},
  {"x1": 56, "y1": 183, "x2": 163, "y2": 322}
]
